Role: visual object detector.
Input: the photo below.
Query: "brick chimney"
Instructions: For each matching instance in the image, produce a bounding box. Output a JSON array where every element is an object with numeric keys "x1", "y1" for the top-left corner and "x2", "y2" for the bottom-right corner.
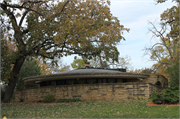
[{"x1": 85, "y1": 62, "x2": 90, "y2": 69}]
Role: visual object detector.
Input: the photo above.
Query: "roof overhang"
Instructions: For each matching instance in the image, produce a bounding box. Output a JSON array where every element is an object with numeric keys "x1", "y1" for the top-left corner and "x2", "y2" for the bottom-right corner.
[{"x1": 23, "y1": 72, "x2": 150, "y2": 84}]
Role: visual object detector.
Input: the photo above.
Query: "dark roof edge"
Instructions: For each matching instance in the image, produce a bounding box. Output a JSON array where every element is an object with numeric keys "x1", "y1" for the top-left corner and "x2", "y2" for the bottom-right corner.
[
  {"x1": 23, "y1": 72, "x2": 150, "y2": 81},
  {"x1": 17, "y1": 82, "x2": 162, "y2": 91}
]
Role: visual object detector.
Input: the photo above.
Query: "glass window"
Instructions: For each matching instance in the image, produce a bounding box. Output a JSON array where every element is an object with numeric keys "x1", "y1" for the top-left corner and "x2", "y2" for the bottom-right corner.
[
  {"x1": 117, "y1": 79, "x2": 123, "y2": 83},
  {"x1": 61, "y1": 80, "x2": 66, "y2": 85},
  {"x1": 108, "y1": 79, "x2": 116, "y2": 83},
  {"x1": 56, "y1": 80, "x2": 66, "y2": 85},
  {"x1": 103, "y1": 79, "x2": 107, "y2": 83},
  {"x1": 66, "y1": 79, "x2": 75, "y2": 85},
  {"x1": 51, "y1": 81, "x2": 56, "y2": 86},
  {"x1": 46, "y1": 81, "x2": 50, "y2": 86},
  {"x1": 77, "y1": 79, "x2": 86, "y2": 84},
  {"x1": 56, "y1": 80, "x2": 61, "y2": 85},
  {"x1": 98, "y1": 79, "x2": 102, "y2": 83},
  {"x1": 40, "y1": 82, "x2": 47, "y2": 86},
  {"x1": 87, "y1": 79, "x2": 96, "y2": 84}
]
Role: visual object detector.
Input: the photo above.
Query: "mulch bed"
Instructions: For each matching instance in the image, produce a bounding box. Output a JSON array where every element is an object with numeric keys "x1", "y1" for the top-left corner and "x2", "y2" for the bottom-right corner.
[{"x1": 147, "y1": 102, "x2": 180, "y2": 106}]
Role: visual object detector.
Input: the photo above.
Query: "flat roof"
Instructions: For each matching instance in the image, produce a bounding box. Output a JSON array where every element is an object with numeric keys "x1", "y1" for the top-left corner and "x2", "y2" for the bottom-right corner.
[{"x1": 55, "y1": 68, "x2": 123, "y2": 74}]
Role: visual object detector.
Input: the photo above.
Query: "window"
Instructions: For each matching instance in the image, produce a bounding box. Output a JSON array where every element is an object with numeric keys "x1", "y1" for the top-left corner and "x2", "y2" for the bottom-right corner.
[
  {"x1": 40, "y1": 81, "x2": 50, "y2": 86},
  {"x1": 103, "y1": 79, "x2": 106, "y2": 83},
  {"x1": 123, "y1": 79, "x2": 127, "y2": 82},
  {"x1": 155, "y1": 81, "x2": 162, "y2": 87},
  {"x1": 117, "y1": 79, "x2": 123, "y2": 83},
  {"x1": 56, "y1": 80, "x2": 66, "y2": 85},
  {"x1": 87, "y1": 79, "x2": 96, "y2": 84},
  {"x1": 97, "y1": 79, "x2": 108, "y2": 83},
  {"x1": 66, "y1": 79, "x2": 75, "y2": 85},
  {"x1": 77, "y1": 79, "x2": 86, "y2": 84},
  {"x1": 51, "y1": 81, "x2": 56, "y2": 86},
  {"x1": 40, "y1": 82, "x2": 46, "y2": 86},
  {"x1": 108, "y1": 79, "x2": 117, "y2": 83},
  {"x1": 98, "y1": 79, "x2": 102, "y2": 83}
]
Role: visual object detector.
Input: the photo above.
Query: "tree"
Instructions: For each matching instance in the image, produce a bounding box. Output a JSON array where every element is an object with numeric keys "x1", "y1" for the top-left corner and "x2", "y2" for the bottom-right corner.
[
  {"x1": 71, "y1": 57, "x2": 109, "y2": 69},
  {"x1": 71, "y1": 58, "x2": 85, "y2": 69},
  {"x1": 1, "y1": 0, "x2": 129, "y2": 102},
  {"x1": 144, "y1": 0, "x2": 179, "y2": 84},
  {"x1": 89, "y1": 56, "x2": 109, "y2": 68},
  {"x1": 16, "y1": 59, "x2": 42, "y2": 90},
  {"x1": 48, "y1": 58, "x2": 71, "y2": 73},
  {"x1": 165, "y1": 61, "x2": 179, "y2": 87},
  {"x1": 129, "y1": 67, "x2": 154, "y2": 74},
  {"x1": 108, "y1": 55, "x2": 132, "y2": 69},
  {"x1": 71, "y1": 55, "x2": 132, "y2": 69},
  {"x1": 1, "y1": 27, "x2": 17, "y2": 84},
  {"x1": 1, "y1": 39, "x2": 12, "y2": 84},
  {"x1": 91, "y1": 55, "x2": 132, "y2": 69},
  {"x1": 59, "y1": 65, "x2": 71, "y2": 72},
  {"x1": 36, "y1": 58, "x2": 52, "y2": 75}
]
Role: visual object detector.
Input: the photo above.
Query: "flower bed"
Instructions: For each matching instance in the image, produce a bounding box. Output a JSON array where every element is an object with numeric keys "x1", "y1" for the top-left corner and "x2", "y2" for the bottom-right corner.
[{"x1": 147, "y1": 102, "x2": 180, "y2": 106}]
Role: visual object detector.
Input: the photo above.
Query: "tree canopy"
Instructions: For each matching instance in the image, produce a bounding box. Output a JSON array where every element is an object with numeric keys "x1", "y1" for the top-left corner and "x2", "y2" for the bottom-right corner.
[
  {"x1": 71, "y1": 58, "x2": 85, "y2": 69},
  {"x1": 129, "y1": 67, "x2": 154, "y2": 74},
  {"x1": 1, "y1": 0, "x2": 129, "y2": 103},
  {"x1": 145, "y1": 0, "x2": 179, "y2": 85},
  {"x1": 165, "y1": 61, "x2": 179, "y2": 87}
]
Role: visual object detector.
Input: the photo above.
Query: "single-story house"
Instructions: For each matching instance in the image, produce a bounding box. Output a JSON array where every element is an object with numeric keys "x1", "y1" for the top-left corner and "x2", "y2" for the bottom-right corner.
[{"x1": 15, "y1": 66, "x2": 168, "y2": 102}]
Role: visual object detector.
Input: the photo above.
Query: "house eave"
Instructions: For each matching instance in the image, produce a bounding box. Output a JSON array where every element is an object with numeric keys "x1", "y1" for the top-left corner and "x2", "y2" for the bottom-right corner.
[{"x1": 23, "y1": 72, "x2": 150, "y2": 84}]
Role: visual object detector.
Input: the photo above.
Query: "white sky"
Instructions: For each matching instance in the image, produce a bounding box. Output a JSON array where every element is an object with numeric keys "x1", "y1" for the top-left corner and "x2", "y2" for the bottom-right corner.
[{"x1": 62, "y1": 0, "x2": 176, "y2": 70}]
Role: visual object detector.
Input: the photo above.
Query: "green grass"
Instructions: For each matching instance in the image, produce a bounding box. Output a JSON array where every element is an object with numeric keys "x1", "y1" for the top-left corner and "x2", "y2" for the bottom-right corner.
[{"x1": 1, "y1": 100, "x2": 179, "y2": 118}]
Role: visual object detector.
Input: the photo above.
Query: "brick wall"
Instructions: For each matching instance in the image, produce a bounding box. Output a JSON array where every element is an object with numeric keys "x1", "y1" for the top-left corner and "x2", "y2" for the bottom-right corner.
[
  {"x1": 15, "y1": 82, "x2": 161, "y2": 102},
  {"x1": 142, "y1": 75, "x2": 168, "y2": 88},
  {"x1": 149, "y1": 83, "x2": 162, "y2": 94}
]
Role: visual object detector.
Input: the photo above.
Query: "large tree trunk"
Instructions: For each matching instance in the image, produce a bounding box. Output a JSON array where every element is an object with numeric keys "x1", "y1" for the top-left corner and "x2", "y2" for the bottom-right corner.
[{"x1": 3, "y1": 57, "x2": 25, "y2": 103}]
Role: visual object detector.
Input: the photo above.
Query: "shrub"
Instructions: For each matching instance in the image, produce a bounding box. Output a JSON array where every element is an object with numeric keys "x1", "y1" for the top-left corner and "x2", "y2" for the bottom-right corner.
[
  {"x1": 137, "y1": 96, "x2": 146, "y2": 100},
  {"x1": 150, "y1": 86, "x2": 179, "y2": 104},
  {"x1": 131, "y1": 97, "x2": 136, "y2": 100},
  {"x1": 57, "y1": 98, "x2": 81, "y2": 103},
  {"x1": 43, "y1": 94, "x2": 55, "y2": 103},
  {"x1": 150, "y1": 92, "x2": 164, "y2": 104},
  {"x1": 37, "y1": 100, "x2": 43, "y2": 103}
]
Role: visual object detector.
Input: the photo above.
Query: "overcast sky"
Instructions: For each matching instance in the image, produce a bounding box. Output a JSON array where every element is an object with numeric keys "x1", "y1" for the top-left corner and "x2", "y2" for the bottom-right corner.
[{"x1": 63, "y1": 0, "x2": 176, "y2": 70}]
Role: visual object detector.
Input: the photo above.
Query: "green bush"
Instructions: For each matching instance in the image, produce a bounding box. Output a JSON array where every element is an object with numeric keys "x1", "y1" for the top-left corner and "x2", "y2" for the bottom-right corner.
[
  {"x1": 150, "y1": 86, "x2": 179, "y2": 104},
  {"x1": 43, "y1": 94, "x2": 55, "y2": 103},
  {"x1": 57, "y1": 98, "x2": 81, "y2": 103},
  {"x1": 37, "y1": 100, "x2": 43, "y2": 103},
  {"x1": 137, "y1": 96, "x2": 146, "y2": 100},
  {"x1": 150, "y1": 92, "x2": 164, "y2": 104}
]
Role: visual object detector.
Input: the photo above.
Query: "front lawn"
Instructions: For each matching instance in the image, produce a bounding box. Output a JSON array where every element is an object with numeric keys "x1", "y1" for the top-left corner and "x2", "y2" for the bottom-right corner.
[{"x1": 1, "y1": 100, "x2": 179, "y2": 118}]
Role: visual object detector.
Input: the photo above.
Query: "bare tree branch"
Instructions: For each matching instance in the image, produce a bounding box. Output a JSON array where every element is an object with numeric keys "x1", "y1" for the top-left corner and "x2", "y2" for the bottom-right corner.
[{"x1": 19, "y1": 10, "x2": 29, "y2": 27}]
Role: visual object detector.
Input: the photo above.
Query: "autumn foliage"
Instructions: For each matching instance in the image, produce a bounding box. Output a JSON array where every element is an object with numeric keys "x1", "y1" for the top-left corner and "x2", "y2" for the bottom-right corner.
[
  {"x1": 145, "y1": 0, "x2": 179, "y2": 84},
  {"x1": 1, "y1": 0, "x2": 129, "y2": 102}
]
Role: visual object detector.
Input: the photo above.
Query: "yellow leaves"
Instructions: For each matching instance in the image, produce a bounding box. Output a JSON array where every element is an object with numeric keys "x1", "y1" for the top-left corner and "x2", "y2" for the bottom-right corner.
[
  {"x1": 36, "y1": 58, "x2": 52, "y2": 75},
  {"x1": 107, "y1": 0, "x2": 111, "y2": 5}
]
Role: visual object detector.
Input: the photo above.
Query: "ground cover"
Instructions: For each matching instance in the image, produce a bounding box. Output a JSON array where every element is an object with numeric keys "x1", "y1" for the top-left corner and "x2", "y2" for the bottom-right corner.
[{"x1": 1, "y1": 100, "x2": 179, "y2": 118}]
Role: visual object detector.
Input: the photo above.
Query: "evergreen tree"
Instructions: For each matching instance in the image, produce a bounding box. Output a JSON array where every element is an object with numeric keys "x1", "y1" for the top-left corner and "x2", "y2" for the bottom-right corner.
[{"x1": 16, "y1": 60, "x2": 42, "y2": 90}]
